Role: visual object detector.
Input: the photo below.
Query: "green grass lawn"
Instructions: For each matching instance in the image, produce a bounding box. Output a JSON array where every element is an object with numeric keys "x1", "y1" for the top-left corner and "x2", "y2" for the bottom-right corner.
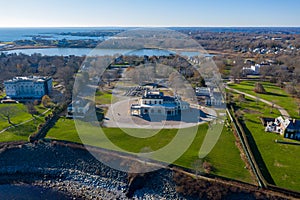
[
  {"x1": 228, "y1": 81, "x2": 299, "y2": 118},
  {"x1": 0, "y1": 104, "x2": 32, "y2": 130},
  {"x1": 94, "y1": 91, "x2": 112, "y2": 105},
  {"x1": 0, "y1": 103, "x2": 49, "y2": 142},
  {"x1": 52, "y1": 81, "x2": 59, "y2": 87},
  {"x1": 35, "y1": 105, "x2": 49, "y2": 114},
  {"x1": 47, "y1": 117, "x2": 253, "y2": 183},
  {"x1": 0, "y1": 117, "x2": 44, "y2": 142},
  {"x1": 233, "y1": 94, "x2": 300, "y2": 191}
]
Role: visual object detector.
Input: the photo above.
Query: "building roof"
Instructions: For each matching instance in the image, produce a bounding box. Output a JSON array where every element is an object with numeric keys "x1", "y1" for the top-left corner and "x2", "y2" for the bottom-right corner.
[
  {"x1": 131, "y1": 103, "x2": 177, "y2": 109},
  {"x1": 162, "y1": 96, "x2": 175, "y2": 102},
  {"x1": 142, "y1": 90, "x2": 164, "y2": 99},
  {"x1": 286, "y1": 119, "x2": 300, "y2": 130},
  {"x1": 4, "y1": 76, "x2": 51, "y2": 83}
]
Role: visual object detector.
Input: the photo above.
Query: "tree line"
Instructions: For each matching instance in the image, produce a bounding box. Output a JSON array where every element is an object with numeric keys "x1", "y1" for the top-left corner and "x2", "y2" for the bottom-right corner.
[{"x1": 0, "y1": 53, "x2": 84, "y2": 100}]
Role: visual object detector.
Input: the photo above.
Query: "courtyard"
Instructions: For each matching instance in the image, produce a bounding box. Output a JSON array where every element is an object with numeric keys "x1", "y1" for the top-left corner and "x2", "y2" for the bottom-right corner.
[{"x1": 103, "y1": 97, "x2": 217, "y2": 129}]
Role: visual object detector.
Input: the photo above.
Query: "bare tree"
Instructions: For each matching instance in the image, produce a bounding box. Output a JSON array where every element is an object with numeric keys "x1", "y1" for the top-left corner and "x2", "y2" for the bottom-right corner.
[
  {"x1": 0, "y1": 105, "x2": 20, "y2": 125},
  {"x1": 230, "y1": 65, "x2": 242, "y2": 83},
  {"x1": 237, "y1": 93, "x2": 245, "y2": 106},
  {"x1": 26, "y1": 102, "x2": 38, "y2": 117}
]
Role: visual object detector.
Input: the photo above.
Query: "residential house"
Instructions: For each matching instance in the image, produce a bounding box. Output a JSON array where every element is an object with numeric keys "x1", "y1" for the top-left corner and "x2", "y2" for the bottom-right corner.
[{"x1": 265, "y1": 116, "x2": 300, "y2": 140}]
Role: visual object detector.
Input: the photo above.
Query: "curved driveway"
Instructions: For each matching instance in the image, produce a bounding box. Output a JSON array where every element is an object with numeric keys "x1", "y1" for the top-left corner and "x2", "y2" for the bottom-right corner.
[{"x1": 103, "y1": 97, "x2": 217, "y2": 129}]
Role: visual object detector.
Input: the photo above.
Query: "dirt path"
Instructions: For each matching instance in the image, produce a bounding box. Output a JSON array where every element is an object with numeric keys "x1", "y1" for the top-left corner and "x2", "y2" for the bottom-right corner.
[
  {"x1": 0, "y1": 109, "x2": 51, "y2": 134},
  {"x1": 226, "y1": 87, "x2": 290, "y2": 118}
]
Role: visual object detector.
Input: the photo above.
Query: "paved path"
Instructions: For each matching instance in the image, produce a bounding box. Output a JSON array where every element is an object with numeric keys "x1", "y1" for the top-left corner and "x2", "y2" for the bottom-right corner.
[
  {"x1": 226, "y1": 87, "x2": 290, "y2": 119},
  {"x1": 0, "y1": 108, "x2": 51, "y2": 134}
]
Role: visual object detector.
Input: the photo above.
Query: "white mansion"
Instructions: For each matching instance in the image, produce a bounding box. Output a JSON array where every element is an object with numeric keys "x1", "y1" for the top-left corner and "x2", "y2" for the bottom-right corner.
[
  {"x1": 4, "y1": 76, "x2": 52, "y2": 99},
  {"x1": 130, "y1": 90, "x2": 190, "y2": 117}
]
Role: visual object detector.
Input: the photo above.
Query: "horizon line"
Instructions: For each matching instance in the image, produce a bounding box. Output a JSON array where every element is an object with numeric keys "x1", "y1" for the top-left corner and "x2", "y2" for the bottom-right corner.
[{"x1": 1, "y1": 25, "x2": 300, "y2": 28}]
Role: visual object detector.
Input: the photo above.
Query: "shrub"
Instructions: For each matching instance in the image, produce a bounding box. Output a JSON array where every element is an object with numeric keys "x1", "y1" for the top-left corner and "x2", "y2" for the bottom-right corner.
[
  {"x1": 254, "y1": 82, "x2": 266, "y2": 94},
  {"x1": 41, "y1": 95, "x2": 52, "y2": 108},
  {"x1": 203, "y1": 161, "x2": 213, "y2": 174}
]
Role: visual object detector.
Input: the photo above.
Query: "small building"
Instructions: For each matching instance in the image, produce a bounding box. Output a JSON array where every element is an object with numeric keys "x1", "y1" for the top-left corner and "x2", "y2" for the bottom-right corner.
[
  {"x1": 66, "y1": 100, "x2": 92, "y2": 118},
  {"x1": 130, "y1": 90, "x2": 189, "y2": 118},
  {"x1": 195, "y1": 87, "x2": 224, "y2": 106},
  {"x1": 195, "y1": 87, "x2": 210, "y2": 97},
  {"x1": 4, "y1": 76, "x2": 52, "y2": 99},
  {"x1": 265, "y1": 116, "x2": 300, "y2": 140},
  {"x1": 242, "y1": 64, "x2": 261, "y2": 75}
]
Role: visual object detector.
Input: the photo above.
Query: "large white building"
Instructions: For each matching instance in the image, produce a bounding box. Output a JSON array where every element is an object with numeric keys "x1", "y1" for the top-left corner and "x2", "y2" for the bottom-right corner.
[
  {"x1": 130, "y1": 90, "x2": 189, "y2": 117},
  {"x1": 4, "y1": 76, "x2": 52, "y2": 99}
]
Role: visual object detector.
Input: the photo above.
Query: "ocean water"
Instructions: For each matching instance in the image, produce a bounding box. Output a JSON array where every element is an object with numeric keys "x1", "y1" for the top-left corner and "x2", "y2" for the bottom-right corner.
[
  {"x1": 0, "y1": 27, "x2": 122, "y2": 42},
  {"x1": 1, "y1": 27, "x2": 300, "y2": 42},
  {"x1": 2, "y1": 47, "x2": 203, "y2": 57},
  {"x1": 1, "y1": 27, "x2": 299, "y2": 57},
  {"x1": 0, "y1": 184, "x2": 69, "y2": 199}
]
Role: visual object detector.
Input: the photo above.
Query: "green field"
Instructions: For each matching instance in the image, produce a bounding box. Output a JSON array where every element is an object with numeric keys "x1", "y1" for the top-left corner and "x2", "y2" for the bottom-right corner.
[
  {"x1": 232, "y1": 93, "x2": 300, "y2": 191},
  {"x1": 0, "y1": 104, "x2": 32, "y2": 130},
  {"x1": 0, "y1": 118, "x2": 45, "y2": 142},
  {"x1": 0, "y1": 104, "x2": 49, "y2": 142},
  {"x1": 94, "y1": 91, "x2": 112, "y2": 105},
  {"x1": 47, "y1": 117, "x2": 253, "y2": 183},
  {"x1": 228, "y1": 81, "x2": 299, "y2": 118}
]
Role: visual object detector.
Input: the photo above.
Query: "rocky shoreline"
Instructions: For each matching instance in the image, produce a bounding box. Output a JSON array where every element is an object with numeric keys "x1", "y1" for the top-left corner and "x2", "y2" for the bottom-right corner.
[
  {"x1": 0, "y1": 141, "x2": 187, "y2": 199},
  {"x1": 0, "y1": 141, "x2": 295, "y2": 200}
]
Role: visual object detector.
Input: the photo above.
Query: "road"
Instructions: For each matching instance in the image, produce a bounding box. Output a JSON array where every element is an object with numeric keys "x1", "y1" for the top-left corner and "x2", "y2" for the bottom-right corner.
[{"x1": 226, "y1": 87, "x2": 290, "y2": 119}]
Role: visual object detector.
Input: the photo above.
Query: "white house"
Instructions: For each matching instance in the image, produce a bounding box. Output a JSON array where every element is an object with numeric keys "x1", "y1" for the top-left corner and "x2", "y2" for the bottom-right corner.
[
  {"x1": 243, "y1": 64, "x2": 261, "y2": 75},
  {"x1": 4, "y1": 76, "x2": 52, "y2": 99},
  {"x1": 67, "y1": 100, "x2": 92, "y2": 118},
  {"x1": 265, "y1": 116, "x2": 300, "y2": 140},
  {"x1": 195, "y1": 87, "x2": 223, "y2": 106},
  {"x1": 130, "y1": 90, "x2": 189, "y2": 117}
]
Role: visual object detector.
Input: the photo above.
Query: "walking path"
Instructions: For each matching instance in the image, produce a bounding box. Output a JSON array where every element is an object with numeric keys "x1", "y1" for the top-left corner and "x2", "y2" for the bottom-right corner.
[
  {"x1": 226, "y1": 87, "x2": 290, "y2": 119},
  {"x1": 0, "y1": 108, "x2": 51, "y2": 134}
]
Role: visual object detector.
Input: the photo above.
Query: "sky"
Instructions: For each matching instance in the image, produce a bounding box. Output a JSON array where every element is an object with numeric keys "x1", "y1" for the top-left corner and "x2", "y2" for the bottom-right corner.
[{"x1": 0, "y1": 0, "x2": 300, "y2": 27}]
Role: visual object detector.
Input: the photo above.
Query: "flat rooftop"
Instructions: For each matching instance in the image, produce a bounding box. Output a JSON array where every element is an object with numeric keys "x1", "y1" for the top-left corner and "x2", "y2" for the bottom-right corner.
[{"x1": 5, "y1": 76, "x2": 51, "y2": 83}]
